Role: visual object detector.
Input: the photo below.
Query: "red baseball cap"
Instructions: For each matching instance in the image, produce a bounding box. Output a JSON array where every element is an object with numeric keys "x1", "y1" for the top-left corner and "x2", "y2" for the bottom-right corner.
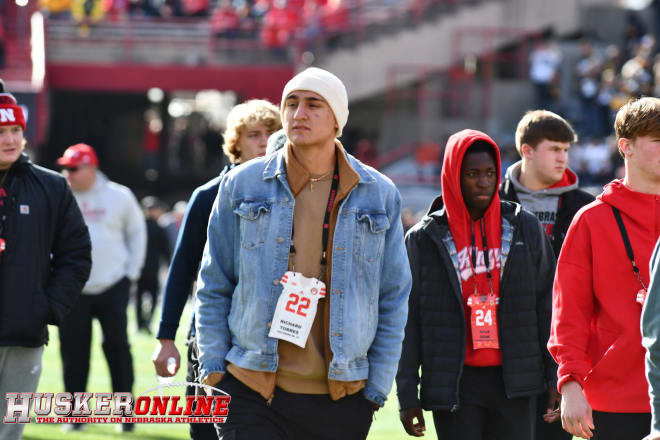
[{"x1": 57, "y1": 143, "x2": 99, "y2": 167}]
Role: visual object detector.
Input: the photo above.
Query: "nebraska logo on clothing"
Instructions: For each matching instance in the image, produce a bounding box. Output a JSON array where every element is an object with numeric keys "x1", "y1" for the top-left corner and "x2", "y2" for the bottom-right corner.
[
  {"x1": 3, "y1": 384, "x2": 231, "y2": 425},
  {"x1": 0, "y1": 108, "x2": 16, "y2": 123},
  {"x1": 456, "y1": 246, "x2": 501, "y2": 281}
]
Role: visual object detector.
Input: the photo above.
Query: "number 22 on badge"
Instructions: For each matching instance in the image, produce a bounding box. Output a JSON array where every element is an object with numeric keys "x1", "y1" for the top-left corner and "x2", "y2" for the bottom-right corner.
[{"x1": 269, "y1": 271, "x2": 326, "y2": 348}]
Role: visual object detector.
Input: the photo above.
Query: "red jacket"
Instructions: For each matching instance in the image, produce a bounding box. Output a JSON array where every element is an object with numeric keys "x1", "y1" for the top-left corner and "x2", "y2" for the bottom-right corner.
[{"x1": 548, "y1": 179, "x2": 660, "y2": 412}]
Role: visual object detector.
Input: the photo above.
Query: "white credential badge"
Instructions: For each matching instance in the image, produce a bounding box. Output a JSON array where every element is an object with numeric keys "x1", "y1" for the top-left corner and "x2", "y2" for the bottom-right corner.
[{"x1": 269, "y1": 271, "x2": 326, "y2": 348}]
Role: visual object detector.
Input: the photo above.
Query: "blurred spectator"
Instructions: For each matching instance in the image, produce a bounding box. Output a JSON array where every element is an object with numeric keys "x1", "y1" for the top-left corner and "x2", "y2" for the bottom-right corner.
[
  {"x1": 261, "y1": 0, "x2": 298, "y2": 49},
  {"x1": 415, "y1": 140, "x2": 441, "y2": 182},
  {"x1": 57, "y1": 143, "x2": 146, "y2": 433},
  {"x1": 103, "y1": 0, "x2": 130, "y2": 21},
  {"x1": 621, "y1": 43, "x2": 654, "y2": 96},
  {"x1": 575, "y1": 41, "x2": 604, "y2": 137},
  {"x1": 624, "y1": 10, "x2": 647, "y2": 59},
  {"x1": 137, "y1": 196, "x2": 171, "y2": 334},
  {"x1": 142, "y1": 109, "x2": 162, "y2": 177},
  {"x1": 529, "y1": 39, "x2": 562, "y2": 111},
  {"x1": 211, "y1": 0, "x2": 240, "y2": 38},
  {"x1": 71, "y1": 0, "x2": 106, "y2": 27},
  {"x1": 322, "y1": 0, "x2": 350, "y2": 42},
  {"x1": 580, "y1": 137, "x2": 611, "y2": 186},
  {"x1": 181, "y1": 0, "x2": 209, "y2": 16},
  {"x1": 160, "y1": 200, "x2": 187, "y2": 251},
  {"x1": 40, "y1": 0, "x2": 74, "y2": 18},
  {"x1": 355, "y1": 137, "x2": 377, "y2": 166}
]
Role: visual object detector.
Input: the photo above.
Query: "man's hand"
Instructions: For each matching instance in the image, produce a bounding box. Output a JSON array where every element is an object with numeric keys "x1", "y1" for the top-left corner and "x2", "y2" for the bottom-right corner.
[
  {"x1": 643, "y1": 432, "x2": 660, "y2": 440},
  {"x1": 542, "y1": 387, "x2": 562, "y2": 424},
  {"x1": 152, "y1": 339, "x2": 181, "y2": 377},
  {"x1": 399, "y1": 407, "x2": 426, "y2": 437},
  {"x1": 560, "y1": 381, "x2": 594, "y2": 439}
]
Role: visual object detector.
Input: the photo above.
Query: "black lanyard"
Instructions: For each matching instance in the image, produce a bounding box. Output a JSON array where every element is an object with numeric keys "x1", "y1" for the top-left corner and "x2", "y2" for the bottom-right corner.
[
  {"x1": 611, "y1": 206, "x2": 648, "y2": 291},
  {"x1": 469, "y1": 218, "x2": 494, "y2": 295},
  {"x1": 289, "y1": 158, "x2": 339, "y2": 276}
]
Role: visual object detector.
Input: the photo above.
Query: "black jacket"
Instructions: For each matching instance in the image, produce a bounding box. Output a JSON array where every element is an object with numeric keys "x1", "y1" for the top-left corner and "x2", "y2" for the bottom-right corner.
[
  {"x1": 499, "y1": 179, "x2": 594, "y2": 257},
  {"x1": 396, "y1": 198, "x2": 556, "y2": 411},
  {"x1": 0, "y1": 154, "x2": 91, "y2": 347}
]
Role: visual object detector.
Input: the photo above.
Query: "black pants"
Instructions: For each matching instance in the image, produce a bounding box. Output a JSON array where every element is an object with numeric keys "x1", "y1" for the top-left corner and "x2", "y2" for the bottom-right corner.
[
  {"x1": 186, "y1": 336, "x2": 217, "y2": 440},
  {"x1": 214, "y1": 373, "x2": 374, "y2": 440},
  {"x1": 433, "y1": 366, "x2": 535, "y2": 440},
  {"x1": 591, "y1": 410, "x2": 650, "y2": 440},
  {"x1": 136, "y1": 276, "x2": 159, "y2": 330},
  {"x1": 59, "y1": 277, "x2": 134, "y2": 394},
  {"x1": 535, "y1": 391, "x2": 571, "y2": 440}
]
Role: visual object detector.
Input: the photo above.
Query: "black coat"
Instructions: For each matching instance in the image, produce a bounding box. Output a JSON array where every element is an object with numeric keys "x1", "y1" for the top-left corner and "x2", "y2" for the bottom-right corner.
[
  {"x1": 0, "y1": 154, "x2": 91, "y2": 347},
  {"x1": 396, "y1": 198, "x2": 556, "y2": 412},
  {"x1": 499, "y1": 179, "x2": 594, "y2": 257}
]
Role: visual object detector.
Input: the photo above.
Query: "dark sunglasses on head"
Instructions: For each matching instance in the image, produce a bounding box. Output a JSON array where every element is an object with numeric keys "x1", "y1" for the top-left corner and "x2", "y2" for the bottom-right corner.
[{"x1": 64, "y1": 167, "x2": 79, "y2": 172}]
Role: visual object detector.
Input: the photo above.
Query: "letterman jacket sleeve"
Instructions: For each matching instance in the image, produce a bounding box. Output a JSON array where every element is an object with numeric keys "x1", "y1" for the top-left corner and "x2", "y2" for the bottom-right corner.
[
  {"x1": 396, "y1": 227, "x2": 423, "y2": 410},
  {"x1": 195, "y1": 175, "x2": 238, "y2": 380},
  {"x1": 642, "y1": 238, "x2": 660, "y2": 435},
  {"x1": 547, "y1": 211, "x2": 594, "y2": 392},
  {"x1": 364, "y1": 185, "x2": 413, "y2": 407}
]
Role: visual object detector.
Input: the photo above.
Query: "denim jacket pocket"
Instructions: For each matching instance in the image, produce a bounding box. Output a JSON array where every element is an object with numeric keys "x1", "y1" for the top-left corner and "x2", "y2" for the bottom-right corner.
[
  {"x1": 234, "y1": 200, "x2": 272, "y2": 249},
  {"x1": 355, "y1": 211, "x2": 389, "y2": 262}
]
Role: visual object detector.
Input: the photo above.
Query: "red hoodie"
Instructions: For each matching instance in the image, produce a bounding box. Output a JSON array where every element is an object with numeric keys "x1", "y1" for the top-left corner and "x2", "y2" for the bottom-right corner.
[
  {"x1": 442, "y1": 129, "x2": 503, "y2": 366},
  {"x1": 548, "y1": 179, "x2": 660, "y2": 412}
]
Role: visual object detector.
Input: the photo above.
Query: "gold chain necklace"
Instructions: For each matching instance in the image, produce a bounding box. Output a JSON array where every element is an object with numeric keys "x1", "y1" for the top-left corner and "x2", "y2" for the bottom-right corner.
[{"x1": 309, "y1": 170, "x2": 333, "y2": 192}]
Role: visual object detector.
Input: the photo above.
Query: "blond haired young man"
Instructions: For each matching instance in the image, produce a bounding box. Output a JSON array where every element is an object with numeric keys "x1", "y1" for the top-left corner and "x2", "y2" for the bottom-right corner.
[{"x1": 153, "y1": 99, "x2": 281, "y2": 440}]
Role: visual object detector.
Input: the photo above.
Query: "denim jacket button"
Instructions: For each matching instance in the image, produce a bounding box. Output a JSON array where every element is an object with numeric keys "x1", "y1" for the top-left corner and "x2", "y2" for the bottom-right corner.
[
  {"x1": 273, "y1": 279, "x2": 280, "y2": 285},
  {"x1": 261, "y1": 362, "x2": 268, "y2": 368},
  {"x1": 267, "y1": 321, "x2": 272, "y2": 328},
  {"x1": 333, "y1": 289, "x2": 341, "y2": 294},
  {"x1": 277, "y1": 237, "x2": 284, "y2": 244}
]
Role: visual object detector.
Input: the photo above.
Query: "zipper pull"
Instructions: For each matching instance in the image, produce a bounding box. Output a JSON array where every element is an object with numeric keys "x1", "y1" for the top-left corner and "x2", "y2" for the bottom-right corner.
[{"x1": 266, "y1": 393, "x2": 274, "y2": 406}]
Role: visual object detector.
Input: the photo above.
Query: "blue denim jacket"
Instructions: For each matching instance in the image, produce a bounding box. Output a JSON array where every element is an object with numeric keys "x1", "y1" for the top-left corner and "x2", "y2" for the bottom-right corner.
[{"x1": 194, "y1": 147, "x2": 412, "y2": 406}]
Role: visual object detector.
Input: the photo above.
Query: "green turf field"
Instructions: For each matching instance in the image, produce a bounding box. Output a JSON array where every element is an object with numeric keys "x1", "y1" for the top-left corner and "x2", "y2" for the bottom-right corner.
[
  {"x1": 21, "y1": 299, "x2": 439, "y2": 440},
  {"x1": 21, "y1": 299, "x2": 577, "y2": 439}
]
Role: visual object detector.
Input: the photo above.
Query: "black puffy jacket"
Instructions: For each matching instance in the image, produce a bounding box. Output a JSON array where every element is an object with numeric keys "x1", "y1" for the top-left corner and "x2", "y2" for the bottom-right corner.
[
  {"x1": 0, "y1": 154, "x2": 91, "y2": 347},
  {"x1": 396, "y1": 198, "x2": 556, "y2": 411}
]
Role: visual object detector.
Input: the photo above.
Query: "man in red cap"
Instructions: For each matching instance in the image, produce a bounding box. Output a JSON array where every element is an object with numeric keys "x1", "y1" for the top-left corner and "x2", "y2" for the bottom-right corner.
[
  {"x1": 57, "y1": 142, "x2": 146, "y2": 432},
  {"x1": 0, "y1": 89, "x2": 91, "y2": 440}
]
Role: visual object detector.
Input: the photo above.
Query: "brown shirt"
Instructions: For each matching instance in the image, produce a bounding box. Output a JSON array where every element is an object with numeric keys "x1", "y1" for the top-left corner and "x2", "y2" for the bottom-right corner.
[{"x1": 227, "y1": 140, "x2": 363, "y2": 401}]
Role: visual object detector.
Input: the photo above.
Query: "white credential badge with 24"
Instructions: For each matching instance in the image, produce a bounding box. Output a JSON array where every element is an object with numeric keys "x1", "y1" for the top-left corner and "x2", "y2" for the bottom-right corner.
[{"x1": 269, "y1": 271, "x2": 326, "y2": 348}]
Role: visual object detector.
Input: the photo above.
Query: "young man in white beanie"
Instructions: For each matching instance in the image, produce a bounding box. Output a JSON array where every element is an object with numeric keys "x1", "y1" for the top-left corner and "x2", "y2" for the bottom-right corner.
[{"x1": 195, "y1": 67, "x2": 412, "y2": 439}]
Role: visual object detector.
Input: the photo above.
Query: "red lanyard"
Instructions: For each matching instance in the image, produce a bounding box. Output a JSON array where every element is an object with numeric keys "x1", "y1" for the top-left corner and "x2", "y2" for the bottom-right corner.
[{"x1": 469, "y1": 219, "x2": 494, "y2": 296}]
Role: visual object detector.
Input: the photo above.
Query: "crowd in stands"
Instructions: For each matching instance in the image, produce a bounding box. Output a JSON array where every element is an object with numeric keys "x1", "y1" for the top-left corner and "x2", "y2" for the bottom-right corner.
[{"x1": 39, "y1": 0, "x2": 353, "y2": 48}]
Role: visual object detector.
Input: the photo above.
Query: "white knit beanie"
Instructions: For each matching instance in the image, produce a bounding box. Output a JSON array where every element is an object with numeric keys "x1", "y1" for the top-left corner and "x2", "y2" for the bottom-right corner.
[{"x1": 281, "y1": 67, "x2": 349, "y2": 137}]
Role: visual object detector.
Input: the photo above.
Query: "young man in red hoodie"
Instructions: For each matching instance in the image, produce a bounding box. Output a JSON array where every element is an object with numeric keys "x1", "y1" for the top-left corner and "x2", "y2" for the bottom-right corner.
[
  {"x1": 549, "y1": 96, "x2": 660, "y2": 440},
  {"x1": 397, "y1": 130, "x2": 556, "y2": 439}
]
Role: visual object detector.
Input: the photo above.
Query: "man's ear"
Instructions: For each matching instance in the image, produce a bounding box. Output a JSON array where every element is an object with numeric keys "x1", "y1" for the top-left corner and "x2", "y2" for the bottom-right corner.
[
  {"x1": 521, "y1": 144, "x2": 534, "y2": 160},
  {"x1": 618, "y1": 138, "x2": 632, "y2": 157}
]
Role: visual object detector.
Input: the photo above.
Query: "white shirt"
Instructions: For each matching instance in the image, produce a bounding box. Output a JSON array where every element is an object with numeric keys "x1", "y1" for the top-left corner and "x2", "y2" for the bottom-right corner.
[{"x1": 73, "y1": 171, "x2": 147, "y2": 294}]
